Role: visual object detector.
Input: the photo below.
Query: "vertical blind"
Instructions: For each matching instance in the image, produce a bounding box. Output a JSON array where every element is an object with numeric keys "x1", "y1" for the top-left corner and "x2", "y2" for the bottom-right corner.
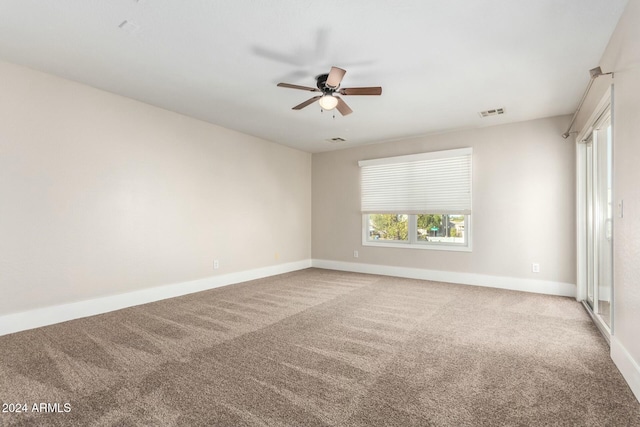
[{"x1": 358, "y1": 147, "x2": 472, "y2": 214}]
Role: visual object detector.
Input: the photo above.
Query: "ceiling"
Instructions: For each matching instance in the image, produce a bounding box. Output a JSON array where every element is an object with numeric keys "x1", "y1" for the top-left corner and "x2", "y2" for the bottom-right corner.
[{"x1": 0, "y1": 1, "x2": 627, "y2": 153}]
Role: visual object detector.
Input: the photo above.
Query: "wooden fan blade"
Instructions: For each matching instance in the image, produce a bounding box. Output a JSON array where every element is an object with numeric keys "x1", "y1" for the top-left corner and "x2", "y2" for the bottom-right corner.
[
  {"x1": 292, "y1": 96, "x2": 322, "y2": 110},
  {"x1": 326, "y1": 66, "x2": 346, "y2": 88},
  {"x1": 277, "y1": 82, "x2": 320, "y2": 92},
  {"x1": 335, "y1": 96, "x2": 353, "y2": 116},
  {"x1": 339, "y1": 86, "x2": 382, "y2": 96}
]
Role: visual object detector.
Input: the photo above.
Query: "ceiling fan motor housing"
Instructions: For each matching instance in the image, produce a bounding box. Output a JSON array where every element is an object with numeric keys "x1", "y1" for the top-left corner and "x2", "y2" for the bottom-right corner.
[{"x1": 316, "y1": 74, "x2": 336, "y2": 93}]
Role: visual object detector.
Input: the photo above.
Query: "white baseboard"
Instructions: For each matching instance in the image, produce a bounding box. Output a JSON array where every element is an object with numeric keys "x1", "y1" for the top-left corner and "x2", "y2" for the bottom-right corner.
[
  {"x1": 0, "y1": 259, "x2": 576, "y2": 337},
  {"x1": 611, "y1": 336, "x2": 640, "y2": 403},
  {"x1": 312, "y1": 259, "x2": 576, "y2": 297},
  {"x1": 0, "y1": 259, "x2": 312, "y2": 337}
]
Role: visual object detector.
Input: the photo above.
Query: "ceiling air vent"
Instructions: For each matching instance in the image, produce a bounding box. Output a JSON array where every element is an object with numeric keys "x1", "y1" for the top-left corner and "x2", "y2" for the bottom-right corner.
[
  {"x1": 327, "y1": 137, "x2": 347, "y2": 143},
  {"x1": 479, "y1": 107, "x2": 505, "y2": 118}
]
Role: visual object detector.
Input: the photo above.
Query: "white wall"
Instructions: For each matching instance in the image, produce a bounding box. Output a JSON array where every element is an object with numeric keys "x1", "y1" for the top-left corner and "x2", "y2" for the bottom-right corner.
[
  {"x1": 582, "y1": 0, "x2": 640, "y2": 402},
  {"x1": 312, "y1": 116, "x2": 576, "y2": 292},
  {"x1": 0, "y1": 61, "x2": 311, "y2": 316}
]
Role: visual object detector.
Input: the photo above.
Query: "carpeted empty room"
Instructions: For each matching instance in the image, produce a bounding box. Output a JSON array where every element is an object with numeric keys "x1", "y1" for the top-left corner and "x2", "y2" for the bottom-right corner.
[
  {"x1": 1, "y1": 268, "x2": 639, "y2": 426},
  {"x1": 5, "y1": 2, "x2": 640, "y2": 426}
]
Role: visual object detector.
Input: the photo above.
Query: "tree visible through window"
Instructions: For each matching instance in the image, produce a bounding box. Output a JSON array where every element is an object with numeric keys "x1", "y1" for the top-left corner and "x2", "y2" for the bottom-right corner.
[
  {"x1": 367, "y1": 214, "x2": 467, "y2": 246},
  {"x1": 369, "y1": 214, "x2": 408, "y2": 241}
]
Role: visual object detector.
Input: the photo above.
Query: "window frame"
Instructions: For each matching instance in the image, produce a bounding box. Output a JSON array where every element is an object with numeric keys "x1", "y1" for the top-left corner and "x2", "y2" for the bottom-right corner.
[
  {"x1": 362, "y1": 213, "x2": 472, "y2": 252},
  {"x1": 359, "y1": 147, "x2": 473, "y2": 252}
]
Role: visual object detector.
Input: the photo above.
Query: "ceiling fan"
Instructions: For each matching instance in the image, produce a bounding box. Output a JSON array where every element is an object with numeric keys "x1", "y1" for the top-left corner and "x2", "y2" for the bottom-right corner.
[{"x1": 277, "y1": 66, "x2": 382, "y2": 116}]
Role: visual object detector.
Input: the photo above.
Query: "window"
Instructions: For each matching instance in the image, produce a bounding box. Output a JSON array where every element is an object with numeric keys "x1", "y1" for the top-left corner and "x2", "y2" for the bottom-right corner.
[{"x1": 359, "y1": 148, "x2": 472, "y2": 251}]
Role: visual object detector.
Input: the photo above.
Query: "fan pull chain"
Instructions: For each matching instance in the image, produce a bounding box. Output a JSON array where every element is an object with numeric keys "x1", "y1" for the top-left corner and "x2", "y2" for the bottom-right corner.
[{"x1": 319, "y1": 108, "x2": 336, "y2": 118}]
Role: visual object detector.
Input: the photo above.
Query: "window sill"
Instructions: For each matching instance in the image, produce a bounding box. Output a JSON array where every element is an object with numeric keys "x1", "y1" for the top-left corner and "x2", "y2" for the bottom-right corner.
[{"x1": 362, "y1": 240, "x2": 472, "y2": 252}]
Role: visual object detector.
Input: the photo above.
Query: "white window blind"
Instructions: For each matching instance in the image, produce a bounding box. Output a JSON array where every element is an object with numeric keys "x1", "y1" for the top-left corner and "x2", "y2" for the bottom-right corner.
[{"x1": 358, "y1": 147, "x2": 472, "y2": 214}]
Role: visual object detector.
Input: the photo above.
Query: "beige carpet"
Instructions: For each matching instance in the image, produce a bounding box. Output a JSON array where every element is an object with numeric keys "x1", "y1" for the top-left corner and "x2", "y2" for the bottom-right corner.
[{"x1": 1, "y1": 268, "x2": 639, "y2": 426}]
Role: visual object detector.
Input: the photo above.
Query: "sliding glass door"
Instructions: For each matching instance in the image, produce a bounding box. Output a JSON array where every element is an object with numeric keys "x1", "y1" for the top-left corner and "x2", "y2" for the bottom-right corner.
[
  {"x1": 582, "y1": 108, "x2": 613, "y2": 332},
  {"x1": 596, "y1": 116, "x2": 613, "y2": 329},
  {"x1": 585, "y1": 133, "x2": 595, "y2": 309}
]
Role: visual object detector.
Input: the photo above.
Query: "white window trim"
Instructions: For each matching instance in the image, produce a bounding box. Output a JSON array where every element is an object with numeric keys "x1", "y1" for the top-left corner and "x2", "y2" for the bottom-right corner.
[{"x1": 361, "y1": 214, "x2": 473, "y2": 252}]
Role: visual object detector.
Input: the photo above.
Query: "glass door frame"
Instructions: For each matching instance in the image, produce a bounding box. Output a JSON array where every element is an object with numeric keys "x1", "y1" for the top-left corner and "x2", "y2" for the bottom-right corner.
[{"x1": 576, "y1": 89, "x2": 613, "y2": 339}]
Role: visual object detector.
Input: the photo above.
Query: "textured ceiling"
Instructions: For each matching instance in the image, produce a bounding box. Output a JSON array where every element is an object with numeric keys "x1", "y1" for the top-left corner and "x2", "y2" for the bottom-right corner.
[{"x1": 0, "y1": 0, "x2": 627, "y2": 152}]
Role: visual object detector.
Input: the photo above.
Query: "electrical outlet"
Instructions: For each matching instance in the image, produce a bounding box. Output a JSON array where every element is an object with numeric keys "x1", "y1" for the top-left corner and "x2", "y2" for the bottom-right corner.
[
  {"x1": 353, "y1": 250, "x2": 359, "y2": 258},
  {"x1": 214, "y1": 259, "x2": 219, "y2": 269},
  {"x1": 532, "y1": 263, "x2": 540, "y2": 273}
]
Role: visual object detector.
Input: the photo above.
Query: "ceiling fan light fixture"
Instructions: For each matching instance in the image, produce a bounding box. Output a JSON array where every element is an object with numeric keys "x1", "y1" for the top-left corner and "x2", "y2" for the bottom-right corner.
[{"x1": 318, "y1": 95, "x2": 338, "y2": 110}]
